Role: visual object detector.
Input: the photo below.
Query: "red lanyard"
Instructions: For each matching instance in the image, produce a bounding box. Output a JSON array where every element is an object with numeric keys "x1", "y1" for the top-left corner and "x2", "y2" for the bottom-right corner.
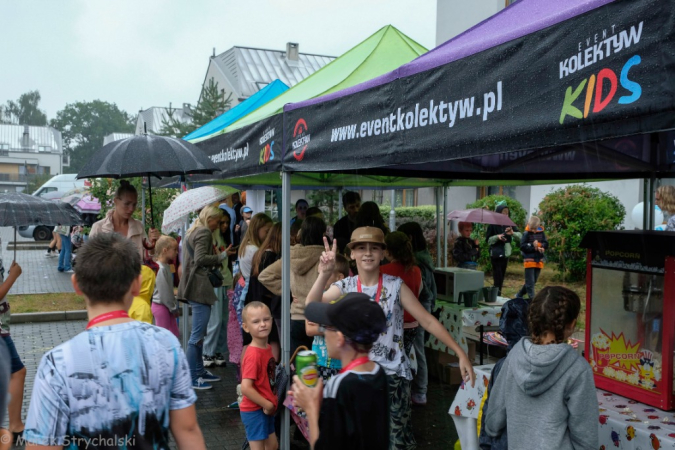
[
  {"x1": 339, "y1": 356, "x2": 371, "y2": 374},
  {"x1": 357, "y1": 274, "x2": 383, "y2": 303},
  {"x1": 86, "y1": 310, "x2": 129, "y2": 329}
]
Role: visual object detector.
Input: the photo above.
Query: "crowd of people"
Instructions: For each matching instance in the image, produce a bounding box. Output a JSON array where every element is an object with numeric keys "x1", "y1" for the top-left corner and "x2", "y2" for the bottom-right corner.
[{"x1": 0, "y1": 185, "x2": 600, "y2": 450}]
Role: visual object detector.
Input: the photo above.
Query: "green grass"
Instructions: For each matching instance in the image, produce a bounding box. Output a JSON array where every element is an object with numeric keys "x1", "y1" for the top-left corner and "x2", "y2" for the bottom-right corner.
[
  {"x1": 7, "y1": 293, "x2": 86, "y2": 314},
  {"x1": 496, "y1": 263, "x2": 587, "y2": 331}
]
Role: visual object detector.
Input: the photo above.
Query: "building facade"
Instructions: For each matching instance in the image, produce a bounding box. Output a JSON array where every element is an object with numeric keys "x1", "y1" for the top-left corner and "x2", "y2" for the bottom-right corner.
[{"x1": 0, "y1": 124, "x2": 65, "y2": 192}]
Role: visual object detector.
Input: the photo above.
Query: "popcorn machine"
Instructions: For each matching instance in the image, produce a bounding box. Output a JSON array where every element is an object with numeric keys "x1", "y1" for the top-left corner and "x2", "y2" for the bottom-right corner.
[{"x1": 580, "y1": 231, "x2": 675, "y2": 410}]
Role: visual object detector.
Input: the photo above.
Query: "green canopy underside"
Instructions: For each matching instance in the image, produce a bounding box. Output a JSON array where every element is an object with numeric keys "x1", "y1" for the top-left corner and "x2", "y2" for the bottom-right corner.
[
  {"x1": 195, "y1": 172, "x2": 611, "y2": 190},
  {"x1": 189, "y1": 25, "x2": 428, "y2": 143}
]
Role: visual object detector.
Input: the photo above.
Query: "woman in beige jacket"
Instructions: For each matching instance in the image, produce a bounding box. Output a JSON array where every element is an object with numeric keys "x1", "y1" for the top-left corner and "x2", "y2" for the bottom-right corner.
[
  {"x1": 259, "y1": 216, "x2": 326, "y2": 354},
  {"x1": 90, "y1": 181, "x2": 160, "y2": 259}
]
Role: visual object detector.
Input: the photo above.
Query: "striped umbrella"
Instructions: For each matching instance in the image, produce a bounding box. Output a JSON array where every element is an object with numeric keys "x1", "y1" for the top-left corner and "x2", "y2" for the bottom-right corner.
[{"x1": 0, "y1": 192, "x2": 83, "y2": 259}]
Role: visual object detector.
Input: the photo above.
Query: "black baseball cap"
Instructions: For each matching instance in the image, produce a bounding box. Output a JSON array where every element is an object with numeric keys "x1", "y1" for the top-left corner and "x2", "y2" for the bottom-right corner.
[{"x1": 304, "y1": 293, "x2": 387, "y2": 345}]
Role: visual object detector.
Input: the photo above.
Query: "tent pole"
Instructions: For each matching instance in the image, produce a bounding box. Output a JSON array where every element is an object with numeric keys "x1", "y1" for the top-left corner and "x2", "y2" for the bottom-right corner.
[
  {"x1": 14, "y1": 227, "x2": 17, "y2": 261},
  {"x1": 281, "y1": 171, "x2": 292, "y2": 450},
  {"x1": 141, "y1": 186, "x2": 146, "y2": 228},
  {"x1": 180, "y1": 176, "x2": 189, "y2": 351},
  {"x1": 643, "y1": 178, "x2": 649, "y2": 230},
  {"x1": 436, "y1": 187, "x2": 441, "y2": 267},
  {"x1": 649, "y1": 174, "x2": 656, "y2": 229},
  {"x1": 389, "y1": 190, "x2": 396, "y2": 232},
  {"x1": 443, "y1": 187, "x2": 448, "y2": 268},
  {"x1": 338, "y1": 189, "x2": 343, "y2": 220}
]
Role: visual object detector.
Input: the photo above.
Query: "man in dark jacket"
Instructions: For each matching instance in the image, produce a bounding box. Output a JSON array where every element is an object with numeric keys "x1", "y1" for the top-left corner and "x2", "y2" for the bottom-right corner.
[
  {"x1": 333, "y1": 191, "x2": 361, "y2": 253},
  {"x1": 485, "y1": 203, "x2": 520, "y2": 296}
]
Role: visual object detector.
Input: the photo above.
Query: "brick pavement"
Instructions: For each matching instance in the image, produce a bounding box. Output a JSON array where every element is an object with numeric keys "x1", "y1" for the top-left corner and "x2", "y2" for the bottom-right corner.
[
  {"x1": 0, "y1": 227, "x2": 75, "y2": 295},
  {"x1": 5, "y1": 319, "x2": 460, "y2": 449}
]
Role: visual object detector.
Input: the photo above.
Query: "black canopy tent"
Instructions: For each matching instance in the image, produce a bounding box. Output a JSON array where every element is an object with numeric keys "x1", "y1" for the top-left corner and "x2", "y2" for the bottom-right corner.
[{"x1": 168, "y1": 1, "x2": 675, "y2": 447}]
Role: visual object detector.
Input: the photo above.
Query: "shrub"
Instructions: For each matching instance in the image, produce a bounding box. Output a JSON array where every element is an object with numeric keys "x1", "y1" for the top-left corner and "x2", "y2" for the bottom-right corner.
[
  {"x1": 538, "y1": 184, "x2": 625, "y2": 282},
  {"x1": 464, "y1": 195, "x2": 527, "y2": 272}
]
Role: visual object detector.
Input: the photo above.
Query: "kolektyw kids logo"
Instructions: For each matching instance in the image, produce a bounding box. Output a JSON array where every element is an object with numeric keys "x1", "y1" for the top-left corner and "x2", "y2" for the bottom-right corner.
[
  {"x1": 258, "y1": 127, "x2": 275, "y2": 165},
  {"x1": 559, "y1": 21, "x2": 643, "y2": 125},
  {"x1": 292, "y1": 118, "x2": 310, "y2": 161}
]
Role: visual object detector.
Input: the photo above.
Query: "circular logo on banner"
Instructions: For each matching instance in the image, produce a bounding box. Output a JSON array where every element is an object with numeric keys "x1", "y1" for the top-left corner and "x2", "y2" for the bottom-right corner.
[{"x1": 292, "y1": 118, "x2": 310, "y2": 161}]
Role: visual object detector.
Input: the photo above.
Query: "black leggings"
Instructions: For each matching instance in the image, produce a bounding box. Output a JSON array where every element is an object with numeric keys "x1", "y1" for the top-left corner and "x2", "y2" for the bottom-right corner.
[{"x1": 491, "y1": 257, "x2": 509, "y2": 295}]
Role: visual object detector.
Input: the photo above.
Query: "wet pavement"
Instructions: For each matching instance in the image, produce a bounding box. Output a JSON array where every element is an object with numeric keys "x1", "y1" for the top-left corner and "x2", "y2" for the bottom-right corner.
[{"x1": 1, "y1": 227, "x2": 75, "y2": 295}]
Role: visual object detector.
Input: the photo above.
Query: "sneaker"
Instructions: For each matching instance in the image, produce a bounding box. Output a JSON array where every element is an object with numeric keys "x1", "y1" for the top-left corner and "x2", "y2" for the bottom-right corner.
[
  {"x1": 411, "y1": 393, "x2": 427, "y2": 406},
  {"x1": 214, "y1": 353, "x2": 227, "y2": 366},
  {"x1": 192, "y1": 378, "x2": 213, "y2": 390},
  {"x1": 200, "y1": 370, "x2": 221, "y2": 382},
  {"x1": 203, "y1": 355, "x2": 215, "y2": 367},
  {"x1": 65, "y1": 269, "x2": 74, "y2": 274},
  {"x1": 45, "y1": 251, "x2": 56, "y2": 257}
]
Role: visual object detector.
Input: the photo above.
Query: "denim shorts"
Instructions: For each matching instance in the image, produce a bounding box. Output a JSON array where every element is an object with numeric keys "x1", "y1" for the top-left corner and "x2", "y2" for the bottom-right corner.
[
  {"x1": 1, "y1": 335, "x2": 24, "y2": 374},
  {"x1": 240, "y1": 409, "x2": 275, "y2": 441}
]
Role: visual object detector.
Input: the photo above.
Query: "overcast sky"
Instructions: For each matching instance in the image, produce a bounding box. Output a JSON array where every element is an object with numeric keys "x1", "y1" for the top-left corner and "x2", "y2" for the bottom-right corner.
[{"x1": 0, "y1": 0, "x2": 437, "y2": 120}]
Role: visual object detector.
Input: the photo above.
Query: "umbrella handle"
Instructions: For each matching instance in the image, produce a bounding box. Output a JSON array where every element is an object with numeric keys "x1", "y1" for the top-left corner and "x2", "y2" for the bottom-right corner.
[{"x1": 148, "y1": 176, "x2": 154, "y2": 229}]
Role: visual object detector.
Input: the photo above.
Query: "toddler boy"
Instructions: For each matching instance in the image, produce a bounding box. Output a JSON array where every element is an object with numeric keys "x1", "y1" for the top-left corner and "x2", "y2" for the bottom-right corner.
[
  {"x1": 240, "y1": 301, "x2": 278, "y2": 450},
  {"x1": 292, "y1": 292, "x2": 389, "y2": 450}
]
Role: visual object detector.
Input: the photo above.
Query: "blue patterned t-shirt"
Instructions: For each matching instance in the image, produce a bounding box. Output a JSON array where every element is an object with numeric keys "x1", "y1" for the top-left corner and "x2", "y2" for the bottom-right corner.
[{"x1": 24, "y1": 321, "x2": 196, "y2": 449}]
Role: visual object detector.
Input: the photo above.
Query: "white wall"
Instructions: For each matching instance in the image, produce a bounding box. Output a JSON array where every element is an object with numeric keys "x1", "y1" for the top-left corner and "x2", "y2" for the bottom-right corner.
[{"x1": 436, "y1": 0, "x2": 504, "y2": 46}]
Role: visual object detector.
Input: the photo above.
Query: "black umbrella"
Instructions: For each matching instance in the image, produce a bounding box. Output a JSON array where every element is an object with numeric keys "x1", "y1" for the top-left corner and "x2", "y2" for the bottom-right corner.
[
  {"x1": 75, "y1": 134, "x2": 220, "y2": 227},
  {"x1": 0, "y1": 192, "x2": 83, "y2": 259}
]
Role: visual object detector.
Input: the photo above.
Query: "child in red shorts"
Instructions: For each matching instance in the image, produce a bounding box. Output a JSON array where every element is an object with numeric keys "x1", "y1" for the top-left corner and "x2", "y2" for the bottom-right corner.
[{"x1": 240, "y1": 302, "x2": 278, "y2": 450}]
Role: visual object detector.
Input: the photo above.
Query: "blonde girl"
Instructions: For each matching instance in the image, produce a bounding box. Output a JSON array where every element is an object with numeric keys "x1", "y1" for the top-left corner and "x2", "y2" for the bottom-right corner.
[{"x1": 151, "y1": 236, "x2": 179, "y2": 337}]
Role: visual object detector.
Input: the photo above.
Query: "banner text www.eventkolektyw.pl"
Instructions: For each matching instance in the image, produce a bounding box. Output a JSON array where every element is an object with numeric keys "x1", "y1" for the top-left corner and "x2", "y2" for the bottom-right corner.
[{"x1": 282, "y1": 0, "x2": 675, "y2": 174}]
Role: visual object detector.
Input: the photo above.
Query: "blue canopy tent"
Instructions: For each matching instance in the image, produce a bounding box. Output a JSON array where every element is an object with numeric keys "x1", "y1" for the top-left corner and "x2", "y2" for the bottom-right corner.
[{"x1": 183, "y1": 79, "x2": 289, "y2": 141}]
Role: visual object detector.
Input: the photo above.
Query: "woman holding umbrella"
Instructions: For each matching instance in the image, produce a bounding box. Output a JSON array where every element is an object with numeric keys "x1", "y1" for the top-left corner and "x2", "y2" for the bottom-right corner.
[{"x1": 90, "y1": 181, "x2": 160, "y2": 258}]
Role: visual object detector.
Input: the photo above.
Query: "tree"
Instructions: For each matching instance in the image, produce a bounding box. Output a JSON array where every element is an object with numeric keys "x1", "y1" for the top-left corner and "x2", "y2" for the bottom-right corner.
[
  {"x1": 538, "y1": 184, "x2": 625, "y2": 281},
  {"x1": 24, "y1": 173, "x2": 52, "y2": 195},
  {"x1": 0, "y1": 90, "x2": 48, "y2": 125},
  {"x1": 159, "y1": 77, "x2": 233, "y2": 138},
  {"x1": 50, "y1": 101, "x2": 135, "y2": 173},
  {"x1": 308, "y1": 190, "x2": 340, "y2": 224}
]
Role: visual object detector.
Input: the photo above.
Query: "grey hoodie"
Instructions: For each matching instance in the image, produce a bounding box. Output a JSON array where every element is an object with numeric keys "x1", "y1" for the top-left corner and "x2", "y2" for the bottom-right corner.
[{"x1": 484, "y1": 338, "x2": 598, "y2": 450}]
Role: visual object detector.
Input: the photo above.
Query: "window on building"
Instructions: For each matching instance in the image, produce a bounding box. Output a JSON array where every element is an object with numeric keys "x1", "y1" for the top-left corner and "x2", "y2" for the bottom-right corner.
[
  {"x1": 372, "y1": 190, "x2": 384, "y2": 205},
  {"x1": 0, "y1": 144, "x2": 9, "y2": 150},
  {"x1": 38, "y1": 146, "x2": 51, "y2": 152},
  {"x1": 395, "y1": 189, "x2": 417, "y2": 207},
  {"x1": 62, "y1": 153, "x2": 70, "y2": 166},
  {"x1": 481, "y1": 185, "x2": 517, "y2": 198}
]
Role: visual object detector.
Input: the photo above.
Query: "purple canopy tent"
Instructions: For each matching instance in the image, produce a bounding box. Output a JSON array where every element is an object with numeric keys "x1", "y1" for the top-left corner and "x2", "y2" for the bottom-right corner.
[{"x1": 282, "y1": 0, "x2": 675, "y2": 181}]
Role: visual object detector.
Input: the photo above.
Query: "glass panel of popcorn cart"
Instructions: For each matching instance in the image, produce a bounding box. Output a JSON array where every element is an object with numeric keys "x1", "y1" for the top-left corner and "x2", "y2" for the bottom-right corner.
[{"x1": 581, "y1": 231, "x2": 675, "y2": 410}]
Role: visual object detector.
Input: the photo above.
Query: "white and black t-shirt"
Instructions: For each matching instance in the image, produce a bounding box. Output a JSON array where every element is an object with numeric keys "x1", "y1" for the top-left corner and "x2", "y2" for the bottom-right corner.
[
  {"x1": 333, "y1": 274, "x2": 411, "y2": 380},
  {"x1": 315, "y1": 364, "x2": 389, "y2": 450}
]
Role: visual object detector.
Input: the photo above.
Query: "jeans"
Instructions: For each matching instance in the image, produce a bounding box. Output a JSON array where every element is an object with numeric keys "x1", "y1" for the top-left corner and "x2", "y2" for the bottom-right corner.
[
  {"x1": 412, "y1": 298, "x2": 432, "y2": 396},
  {"x1": 203, "y1": 286, "x2": 230, "y2": 357},
  {"x1": 58, "y1": 234, "x2": 72, "y2": 271},
  {"x1": 517, "y1": 268, "x2": 541, "y2": 299},
  {"x1": 491, "y1": 257, "x2": 508, "y2": 295},
  {"x1": 186, "y1": 301, "x2": 212, "y2": 382}
]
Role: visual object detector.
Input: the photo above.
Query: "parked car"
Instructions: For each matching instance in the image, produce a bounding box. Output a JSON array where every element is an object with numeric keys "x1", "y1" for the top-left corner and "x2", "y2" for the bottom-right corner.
[{"x1": 18, "y1": 225, "x2": 54, "y2": 241}]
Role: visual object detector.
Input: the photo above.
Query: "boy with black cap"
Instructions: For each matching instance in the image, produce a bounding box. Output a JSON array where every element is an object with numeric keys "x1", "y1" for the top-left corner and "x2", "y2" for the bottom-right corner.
[{"x1": 291, "y1": 292, "x2": 389, "y2": 450}]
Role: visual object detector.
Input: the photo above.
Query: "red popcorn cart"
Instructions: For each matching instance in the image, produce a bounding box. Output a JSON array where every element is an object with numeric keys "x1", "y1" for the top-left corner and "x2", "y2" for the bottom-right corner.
[{"x1": 580, "y1": 231, "x2": 675, "y2": 410}]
